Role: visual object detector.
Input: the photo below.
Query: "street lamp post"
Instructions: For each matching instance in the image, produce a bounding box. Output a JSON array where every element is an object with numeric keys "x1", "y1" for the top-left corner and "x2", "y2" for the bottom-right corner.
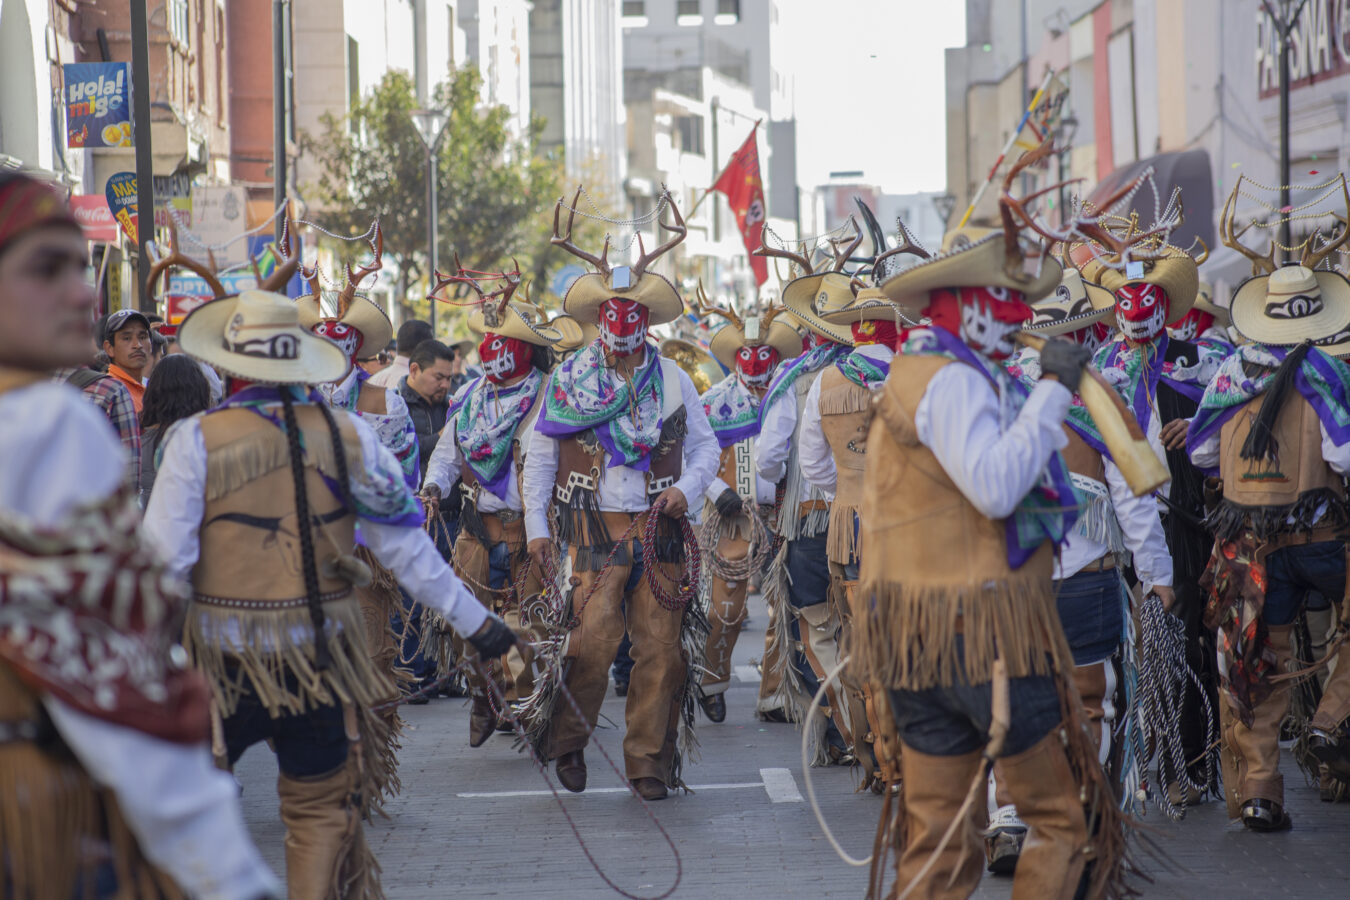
[{"x1": 411, "y1": 108, "x2": 450, "y2": 333}]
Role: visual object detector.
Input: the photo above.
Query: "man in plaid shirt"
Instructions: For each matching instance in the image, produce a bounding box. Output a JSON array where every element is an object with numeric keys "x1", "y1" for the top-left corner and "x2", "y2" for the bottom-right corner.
[{"x1": 54, "y1": 365, "x2": 141, "y2": 496}]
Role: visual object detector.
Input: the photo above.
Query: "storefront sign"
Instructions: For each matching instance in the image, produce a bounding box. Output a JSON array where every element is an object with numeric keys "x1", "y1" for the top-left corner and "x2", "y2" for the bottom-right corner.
[
  {"x1": 105, "y1": 173, "x2": 138, "y2": 245},
  {"x1": 1257, "y1": 0, "x2": 1350, "y2": 98},
  {"x1": 64, "y1": 63, "x2": 132, "y2": 148},
  {"x1": 70, "y1": 195, "x2": 119, "y2": 243}
]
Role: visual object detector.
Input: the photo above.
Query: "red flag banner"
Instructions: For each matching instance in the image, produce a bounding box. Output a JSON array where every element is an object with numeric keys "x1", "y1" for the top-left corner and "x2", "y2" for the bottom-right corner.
[{"x1": 710, "y1": 127, "x2": 768, "y2": 286}]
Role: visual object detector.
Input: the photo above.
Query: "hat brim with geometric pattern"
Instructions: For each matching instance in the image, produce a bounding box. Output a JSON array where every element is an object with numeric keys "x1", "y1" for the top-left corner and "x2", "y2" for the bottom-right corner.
[
  {"x1": 180, "y1": 290, "x2": 352, "y2": 386},
  {"x1": 1023, "y1": 268, "x2": 1117, "y2": 336}
]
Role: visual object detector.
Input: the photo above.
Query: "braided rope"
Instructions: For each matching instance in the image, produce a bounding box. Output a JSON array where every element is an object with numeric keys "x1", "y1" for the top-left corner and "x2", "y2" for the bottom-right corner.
[
  {"x1": 1130, "y1": 592, "x2": 1220, "y2": 821},
  {"x1": 699, "y1": 504, "x2": 774, "y2": 582},
  {"x1": 641, "y1": 499, "x2": 701, "y2": 611}
]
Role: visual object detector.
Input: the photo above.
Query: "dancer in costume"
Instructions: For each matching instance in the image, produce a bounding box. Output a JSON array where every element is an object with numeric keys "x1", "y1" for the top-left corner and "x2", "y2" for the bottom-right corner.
[
  {"x1": 1188, "y1": 202, "x2": 1350, "y2": 830},
  {"x1": 522, "y1": 189, "x2": 718, "y2": 801},
  {"x1": 692, "y1": 286, "x2": 801, "y2": 722},
  {"x1": 752, "y1": 234, "x2": 857, "y2": 752},
  {"x1": 422, "y1": 269, "x2": 567, "y2": 746},
  {"x1": 1084, "y1": 224, "x2": 1223, "y2": 798},
  {"x1": 858, "y1": 209, "x2": 1130, "y2": 898},
  {"x1": 988, "y1": 265, "x2": 1174, "y2": 872},
  {"x1": 1170, "y1": 280, "x2": 1236, "y2": 354},
  {"x1": 143, "y1": 288, "x2": 516, "y2": 899},
  {"x1": 0, "y1": 170, "x2": 279, "y2": 900}
]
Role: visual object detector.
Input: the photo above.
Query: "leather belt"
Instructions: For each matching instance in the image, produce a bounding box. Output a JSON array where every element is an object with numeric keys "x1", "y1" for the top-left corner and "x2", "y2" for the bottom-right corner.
[
  {"x1": 192, "y1": 587, "x2": 352, "y2": 609},
  {"x1": 1084, "y1": 553, "x2": 1117, "y2": 573},
  {"x1": 798, "y1": 500, "x2": 829, "y2": 515}
]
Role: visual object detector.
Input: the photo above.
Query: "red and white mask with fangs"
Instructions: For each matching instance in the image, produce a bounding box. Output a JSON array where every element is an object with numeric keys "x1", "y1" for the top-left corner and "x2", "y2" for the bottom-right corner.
[
  {"x1": 736, "y1": 344, "x2": 780, "y2": 389},
  {"x1": 598, "y1": 297, "x2": 650, "y2": 356},
  {"x1": 1115, "y1": 283, "x2": 1168, "y2": 343},
  {"x1": 479, "y1": 333, "x2": 532, "y2": 383},
  {"x1": 312, "y1": 320, "x2": 364, "y2": 362},
  {"x1": 955, "y1": 286, "x2": 1032, "y2": 360},
  {"x1": 1168, "y1": 308, "x2": 1214, "y2": 343}
]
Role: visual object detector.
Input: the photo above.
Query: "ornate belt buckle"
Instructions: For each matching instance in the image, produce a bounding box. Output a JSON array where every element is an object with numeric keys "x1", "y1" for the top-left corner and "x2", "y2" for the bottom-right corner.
[
  {"x1": 497, "y1": 508, "x2": 522, "y2": 524},
  {"x1": 647, "y1": 474, "x2": 676, "y2": 496}
]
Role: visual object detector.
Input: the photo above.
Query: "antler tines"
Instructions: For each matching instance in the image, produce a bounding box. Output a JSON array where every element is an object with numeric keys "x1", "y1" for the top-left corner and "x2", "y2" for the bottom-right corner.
[
  {"x1": 551, "y1": 187, "x2": 613, "y2": 277},
  {"x1": 632, "y1": 187, "x2": 687, "y2": 279}
]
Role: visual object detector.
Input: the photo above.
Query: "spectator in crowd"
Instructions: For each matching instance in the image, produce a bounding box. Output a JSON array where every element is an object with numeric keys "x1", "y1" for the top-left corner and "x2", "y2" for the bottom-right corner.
[
  {"x1": 399, "y1": 338, "x2": 455, "y2": 472},
  {"x1": 145, "y1": 328, "x2": 168, "y2": 379},
  {"x1": 138, "y1": 354, "x2": 212, "y2": 506},
  {"x1": 101, "y1": 307, "x2": 152, "y2": 412},
  {"x1": 369, "y1": 318, "x2": 433, "y2": 388},
  {"x1": 358, "y1": 343, "x2": 395, "y2": 377},
  {"x1": 56, "y1": 356, "x2": 142, "y2": 495}
]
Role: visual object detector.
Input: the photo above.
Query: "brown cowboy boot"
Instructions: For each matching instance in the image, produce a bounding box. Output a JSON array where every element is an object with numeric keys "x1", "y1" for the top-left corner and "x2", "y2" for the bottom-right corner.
[
  {"x1": 1310, "y1": 641, "x2": 1350, "y2": 780},
  {"x1": 277, "y1": 756, "x2": 380, "y2": 900},
  {"x1": 997, "y1": 729, "x2": 1089, "y2": 900},
  {"x1": 468, "y1": 691, "x2": 496, "y2": 748},
  {"x1": 1228, "y1": 625, "x2": 1294, "y2": 831},
  {"x1": 891, "y1": 744, "x2": 985, "y2": 900}
]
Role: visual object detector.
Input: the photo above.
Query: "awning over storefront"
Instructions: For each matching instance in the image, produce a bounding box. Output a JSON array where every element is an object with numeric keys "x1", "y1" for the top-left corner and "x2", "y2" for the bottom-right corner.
[{"x1": 1085, "y1": 149, "x2": 1214, "y2": 252}]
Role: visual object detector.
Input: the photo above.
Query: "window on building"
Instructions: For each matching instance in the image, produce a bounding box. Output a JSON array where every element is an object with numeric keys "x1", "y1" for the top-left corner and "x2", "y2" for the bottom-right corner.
[
  {"x1": 167, "y1": 0, "x2": 189, "y2": 46},
  {"x1": 716, "y1": 0, "x2": 740, "y2": 22},
  {"x1": 675, "y1": 115, "x2": 704, "y2": 155},
  {"x1": 622, "y1": 1, "x2": 645, "y2": 17},
  {"x1": 676, "y1": 0, "x2": 701, "y2": 25}
]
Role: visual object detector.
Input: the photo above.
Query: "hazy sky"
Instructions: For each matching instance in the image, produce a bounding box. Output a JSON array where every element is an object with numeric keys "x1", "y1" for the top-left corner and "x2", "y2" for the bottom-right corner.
[{"x1": 778, "y1": 1, "x2": 967, "y2": 194}]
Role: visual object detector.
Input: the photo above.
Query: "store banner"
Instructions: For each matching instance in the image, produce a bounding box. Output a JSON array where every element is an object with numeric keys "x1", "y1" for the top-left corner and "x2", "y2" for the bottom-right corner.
[
  {"x1": 106, "y1": 173, "x2": 138, "y2": 245},
  {"x1": 70, "y1": 195, "x2": 119, "y2": 243},
  {"x1": 64, "y1": 63, "x2": 132, "y2": 148}
]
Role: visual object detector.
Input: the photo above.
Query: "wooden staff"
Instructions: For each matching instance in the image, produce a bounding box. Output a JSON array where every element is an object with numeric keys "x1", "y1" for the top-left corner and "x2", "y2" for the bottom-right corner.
[{"x1": 1015, "y1": 332, "x2": 1169, "y2": 497}]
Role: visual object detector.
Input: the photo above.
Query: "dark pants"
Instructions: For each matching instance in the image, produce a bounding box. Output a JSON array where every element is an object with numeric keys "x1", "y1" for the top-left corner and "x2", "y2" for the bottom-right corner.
[
  {"x1": 1055, "y1": 568, "x2": 1126, "y2": 666},
  {"x1": 606, "y1": 545, "x2": 650, "y2": 687},
  {"x1": 1263, "y1": 540, "x2": 1346, "y2": 625},
  {"x1": 223, "y1": 678, "x2": 348, "y2": 778},
  {"x1": 786, "y1": 533, "x2": 848, "y2": 751},
  {"x1": 889, "y1": 640, "x2": 1063, "y2": 757}
]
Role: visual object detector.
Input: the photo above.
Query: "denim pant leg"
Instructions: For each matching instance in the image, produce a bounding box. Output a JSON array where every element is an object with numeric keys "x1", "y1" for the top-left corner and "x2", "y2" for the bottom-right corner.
[
  {"x1": 1054, "y1": 569, "x2": 1126, "y2": 666},
  {"x1": 1264, "y1": 541, "x2": 1347, "y2": 626},
  {"x1": 223, "y1": 680, "x2": 349, "y2": 778}
]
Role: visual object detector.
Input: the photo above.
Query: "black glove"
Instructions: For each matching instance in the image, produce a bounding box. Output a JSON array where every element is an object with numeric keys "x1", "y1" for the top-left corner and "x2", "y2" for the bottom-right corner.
[
  {"x1": 443, "y1": 477, "x2": 465, "y2": 516},
  {"x1": 715, "y1": 488, "x2": 744, "y2": 518},
  {"x1": 468, "y1": 615, "x2": 516, "y2": 658},
  {"x1": 1038, "y1": 339, "x2": 1093, "y2": 393}
]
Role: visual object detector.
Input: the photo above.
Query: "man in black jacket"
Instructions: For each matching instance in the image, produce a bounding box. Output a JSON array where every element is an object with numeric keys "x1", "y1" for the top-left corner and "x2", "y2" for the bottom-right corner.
[{"x1": 398, "y1": 338, "x2": 455, "y2": 474}]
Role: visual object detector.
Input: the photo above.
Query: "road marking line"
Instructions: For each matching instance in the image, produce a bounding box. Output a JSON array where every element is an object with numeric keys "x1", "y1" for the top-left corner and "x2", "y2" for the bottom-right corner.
[
  {"x1": 759, "y1": 767, "x2": 804, "y2": 803},
  {"x1": 457, "y1": 782, "x2": 766, "y2": 799},
  {"x1": 734, "y1": 665, "x2": 761, "y2": 684}
]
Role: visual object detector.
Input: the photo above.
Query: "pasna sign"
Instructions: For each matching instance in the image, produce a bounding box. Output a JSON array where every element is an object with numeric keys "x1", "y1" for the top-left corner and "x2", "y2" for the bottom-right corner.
[{"x1": 64, "y1": 63, "x2": 133, "y2": 148}]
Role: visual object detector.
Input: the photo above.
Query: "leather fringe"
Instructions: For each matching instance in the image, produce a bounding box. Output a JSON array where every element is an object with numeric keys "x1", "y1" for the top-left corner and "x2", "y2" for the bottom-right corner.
[
  {"x1": 1206, "y1": 488, "x2": 1348, "y2": 542},
  {"x1": 203, "y1": 427, "x2": 357, "y2": 502},
  {"x1": 826, "y1": 503, "x2": 861, "y2": 566},
  {"x1": 854, "y1": 577, "x2": 1073, "y2": 690},
  {"x1": 759, "y1": 543, "x2": 809, "y2": 724}
]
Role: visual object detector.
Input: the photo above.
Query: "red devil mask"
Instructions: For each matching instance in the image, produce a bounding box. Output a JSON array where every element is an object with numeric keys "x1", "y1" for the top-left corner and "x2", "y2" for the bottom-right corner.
[
  {"x1": 479, "y1": 333, "x2": 533, "y2": 384},
  {"x1": 1067, "y1": 321, "x2": 1114, "y2": 353},
  {"x1": 925, "y1": 287, "x2": 1032, "y2": 360},
  {"x1": 736, "y1": 344, "x2": 780, "y2": 389},
  {"x1": 1115, "y1": 283, "x2": 1169, "y2": 344},
  {"x1": 598, "y1": 297, "x2": 649, "y2": 357},
  {"x1": 1168, "y1": 307, "x2": 1214, "y2": 343},
  {"x1": 850, "y1": 319, "x2": 902, "y2": 351},
  {"x1": 312, "y1": 320, "x2": 364, "y2": 362}
]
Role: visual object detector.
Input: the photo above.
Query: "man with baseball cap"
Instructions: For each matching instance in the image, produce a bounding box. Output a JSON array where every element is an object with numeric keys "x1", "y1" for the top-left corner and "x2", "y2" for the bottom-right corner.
[{"x1": 101, "y1": 306, "x2": 153, "y2": 412}]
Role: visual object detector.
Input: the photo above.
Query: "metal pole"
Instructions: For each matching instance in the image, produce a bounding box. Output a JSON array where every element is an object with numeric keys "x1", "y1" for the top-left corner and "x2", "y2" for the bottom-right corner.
[
  {"x1": 1279, "y1": 18, "x2": 1292, "y2": 259},
  {"x1": 427, "y1": 146, "x2": 438, "y2": 334},
  {"x1": 129, "y1": 0, "x2": 155, "y2": 312},
  {"x1": 273, "y1": 0, "x2": 288, "y2": 241},
  {"x1": 710, "y1": 97, "x2": 720, "y2": 242}
]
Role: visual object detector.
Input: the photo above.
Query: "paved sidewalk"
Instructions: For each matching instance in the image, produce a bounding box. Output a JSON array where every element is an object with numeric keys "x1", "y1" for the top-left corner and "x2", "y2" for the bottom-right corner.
[{"x1": 237, "y1": 595, "x2": 1350, "y2": 898}]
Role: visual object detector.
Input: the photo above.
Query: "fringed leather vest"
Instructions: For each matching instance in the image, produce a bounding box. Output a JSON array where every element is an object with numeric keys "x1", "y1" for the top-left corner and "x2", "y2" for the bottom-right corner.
[
  {"x1": 1061, "y1": 427, "x2": 1125, "y2": 556},
  {"x1": 817, "y1": 365, "x2": 871, "y2": 565},
  {"x1": 854, "y1": 355, "x2": 1070, "y2": 691},
  {"x1": 1214, "y1": 391, "x2": 1348, "y2": 543}
]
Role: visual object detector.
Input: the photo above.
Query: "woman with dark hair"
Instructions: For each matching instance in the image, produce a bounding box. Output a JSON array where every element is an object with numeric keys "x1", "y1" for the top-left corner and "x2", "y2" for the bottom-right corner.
[{"x1": 139, "y1": 353, "x2": 212, "y2": 506}]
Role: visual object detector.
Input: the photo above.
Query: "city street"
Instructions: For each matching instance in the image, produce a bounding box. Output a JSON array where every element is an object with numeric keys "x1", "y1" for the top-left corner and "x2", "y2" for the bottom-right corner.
[{"x1": 237, "y1": 596, "x2": 1350, "y2": 899}]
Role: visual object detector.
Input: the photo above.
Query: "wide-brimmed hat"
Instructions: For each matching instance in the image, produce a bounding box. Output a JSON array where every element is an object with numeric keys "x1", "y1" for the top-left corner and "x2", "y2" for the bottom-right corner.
[
  {"x1": 550, "y1": 315, "x2": 588, "y2": 352},
  {"x1": 707, "y1": 315, "x2": 803, "y2": 371},
  {"x1": 781, "y1": 272, "x2": 857, "y2": 344},
  {"x1": 295, "y1": 293, "x2": 394, "y2": 355},
  {"x1": 820, "y1": 286, "x2": 913, "y2": 327},
  {"x1": 1193, "y1": 281, "x2": 1232, "y2": 326},
  {"x1": 1023, "y1": 268, "x2": 1117, "y2": 336},
  {"x1": 554, "y1": 187, "x2": 687, "y2": 327},
  {"x1": 179, "y1": 290, "x2": 351, "y2": 385},
  {"x1": 1092, "y1": 248, "x2": 1198, "y2": 324},
  {"x1": 466, "y1": 299, "x2": 566, "y2": 347},
  {"x1": 879, "y1": 228, "x2": 1063, "y2": 318},
  {"x1": 1230, "y1": 264, "x2": 1350, "y2": 347}
]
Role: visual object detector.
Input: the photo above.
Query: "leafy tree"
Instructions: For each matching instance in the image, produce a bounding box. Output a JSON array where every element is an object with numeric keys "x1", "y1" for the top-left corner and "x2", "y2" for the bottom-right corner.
[{"x1": 301, "y1": 67, "x2": 592, "y2": 332}]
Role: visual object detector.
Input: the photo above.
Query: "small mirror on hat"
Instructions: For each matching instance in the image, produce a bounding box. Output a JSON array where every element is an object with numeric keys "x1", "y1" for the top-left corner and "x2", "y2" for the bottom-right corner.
[
  {"x1": 744, "y1": 314, "x2": 761, "y2": 342},
  {"x1": 483, "y1": 302, "x2": 502, "y2": 329},
  {"x1": 611, "y1": 266, "x2": 632, "y2": 290}
]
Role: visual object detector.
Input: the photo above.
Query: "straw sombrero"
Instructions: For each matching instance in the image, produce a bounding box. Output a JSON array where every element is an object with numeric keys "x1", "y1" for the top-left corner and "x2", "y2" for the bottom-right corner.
[
  {"x1": 1090, "y1": 248, "x2": 1198, "y2": 325},
  {"x1": 706, "y1": 315, "x2": 803, "y2": 371},
  {"x1": 879, "y1": 228, "x2": 1063, "y2": 319},
  {"x1": 1023, "y1": 268, "x2": 1116, "y2": 336},
  {"x1": 820, "y1": 286, "x2": 913, "y2": 327},
  {"x1": 1193, "y1": 281, "x2": 1232, "y2": 327},
  {"x1": 1230, "y1": 264, "x2": 1350, "y2": 347},
  {"x1": 179, "y1": 290, "x2": 351, "y2": 385},
  {"x1": 296, "y1": 293, "x2": 394, "y2": 355},
  {"x1": 466, "y1": 299, "x2": 565, "y2": 346},
  {"x1": 551, "y1": 315, "x2": 589, "y2": 352},
  {"x1": 781, "y1": 272, "x2": 857, "y2": 344}
]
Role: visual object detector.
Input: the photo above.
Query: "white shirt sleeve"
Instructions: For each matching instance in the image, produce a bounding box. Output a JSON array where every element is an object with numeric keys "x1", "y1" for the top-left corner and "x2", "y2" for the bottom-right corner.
[
  {"x1": 756, "y1": 391, "x2": 796, "y2": 483},
  {"x1": 1323, "y1": 422, "x2": 1350, "y2": 475},
  {"x1": 1105, "y1": 456, "x2": 1173, "y2": 589},
  {"x1": 674, "y1": 368, "x2": 720, "y2": 508},
  {"x1": 522, "y1": 421, "x2": 561, "y2": 543},
  {"x1": 1188, "y1": 430, "x2": 1221, "y2": 470},
  {"x1": 914, "y1": 364, "x2": 1073, "y2": 519},
  {"x1": 142, "y1": 418, "x2": 207, "y2": 583},
  {"x1": 43, "y1": 699, "x2": 280, "y2": 900},
  {"x1": 706, "y1": 475, "x2": 732, "y2": 504},
  {"x1": 423, "y1": 419, "x2": 462, "y2": 496},
  {"x1": 797, "y1": 374, "x2": 837, "y2": 494}
]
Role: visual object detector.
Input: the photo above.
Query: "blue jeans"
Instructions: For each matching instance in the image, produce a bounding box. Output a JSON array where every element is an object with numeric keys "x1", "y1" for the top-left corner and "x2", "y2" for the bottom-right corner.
[
  {"x1": 888, "y1": 640, "x2": 1063, "y2": 756},
  {"x1": 1055, "y1": 568, "x2": 1126, "y2": 666},
  {"x1": 785, "y1": 533, "x2": 831, "y2": 609},
  {"x1": 222, "y1": 674, "x2": 348, "y2": 777},
  {"x1": 1263, "y1": 540, "x2": 1346, "y2": 626}
]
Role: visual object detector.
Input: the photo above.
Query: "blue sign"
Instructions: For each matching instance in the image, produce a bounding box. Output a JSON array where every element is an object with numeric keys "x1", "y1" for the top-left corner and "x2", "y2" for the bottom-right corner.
[
  {"x1": 65, "y1": 63, "x2": 132, "y2": 149},
  {"x1": 551, "y1": 264, "x2": 587, "y2": 298},
  {"x1": 105, "y1": 172, "x2": 138, "y2": 245}
]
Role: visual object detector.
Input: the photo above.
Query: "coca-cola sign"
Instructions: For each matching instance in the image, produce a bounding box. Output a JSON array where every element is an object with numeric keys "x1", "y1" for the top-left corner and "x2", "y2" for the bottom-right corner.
[
  {"x1": 1257, "y1": 0, "x2": 1350, "y2": 99},
  {"x1": 69, "y1": 194, "x2": 119, "y2": 243}
]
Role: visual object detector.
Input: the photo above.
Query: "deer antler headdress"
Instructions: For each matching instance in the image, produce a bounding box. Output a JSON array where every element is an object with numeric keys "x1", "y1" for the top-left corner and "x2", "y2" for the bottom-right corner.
[
  {"x1": 550, "y1": 185, "x2": 687, "y2": 326},
  {"x1": 294, "y1": 220, "x2": 393, "y2": 353},
  {"x1": 430, "y1": 255, "x2": 565, "y2": 347},
  {"x1": 695, "y1": 281, "x2": 802, "y2": 371}
]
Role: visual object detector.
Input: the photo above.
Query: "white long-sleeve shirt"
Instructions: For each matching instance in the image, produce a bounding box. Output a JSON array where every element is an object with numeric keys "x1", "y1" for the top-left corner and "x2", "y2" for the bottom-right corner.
[
  {"x1": 799, "y1": 343, "x2": 894, "y2": 495},
  {"x1": 1057, "y1": 457, "x2": 1173, "y2": 589},
  {"x1": 144, "y1": 407, "x2": 489, "y2": 638},
  {"x1": 756, "y1": 386, "x2": 797, "y2": 485},
  {"x1": 423, "y1": 381, "x2": 528, "y2": 514},
  {"x1": 913, "y1": 361, "x2": 1073, "y2": 519},
  {"x1": 521, "y1": 355, "x2": 720, "y2": 542},
  {"x1": 0, "y1": 382, "x2": 279, "y2": 900}
]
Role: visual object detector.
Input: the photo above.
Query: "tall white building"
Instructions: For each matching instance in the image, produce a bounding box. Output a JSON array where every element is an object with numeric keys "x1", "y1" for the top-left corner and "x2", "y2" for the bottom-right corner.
[
  {"x1": 0, "y1": 0, "x2": 79, "y2": 179},
  {"x1": 458, "y1": 0, "x2": 533, "y2": 137},
  {"x1": 530, "y1": 0, "x2": 626, "y2": 196}
]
